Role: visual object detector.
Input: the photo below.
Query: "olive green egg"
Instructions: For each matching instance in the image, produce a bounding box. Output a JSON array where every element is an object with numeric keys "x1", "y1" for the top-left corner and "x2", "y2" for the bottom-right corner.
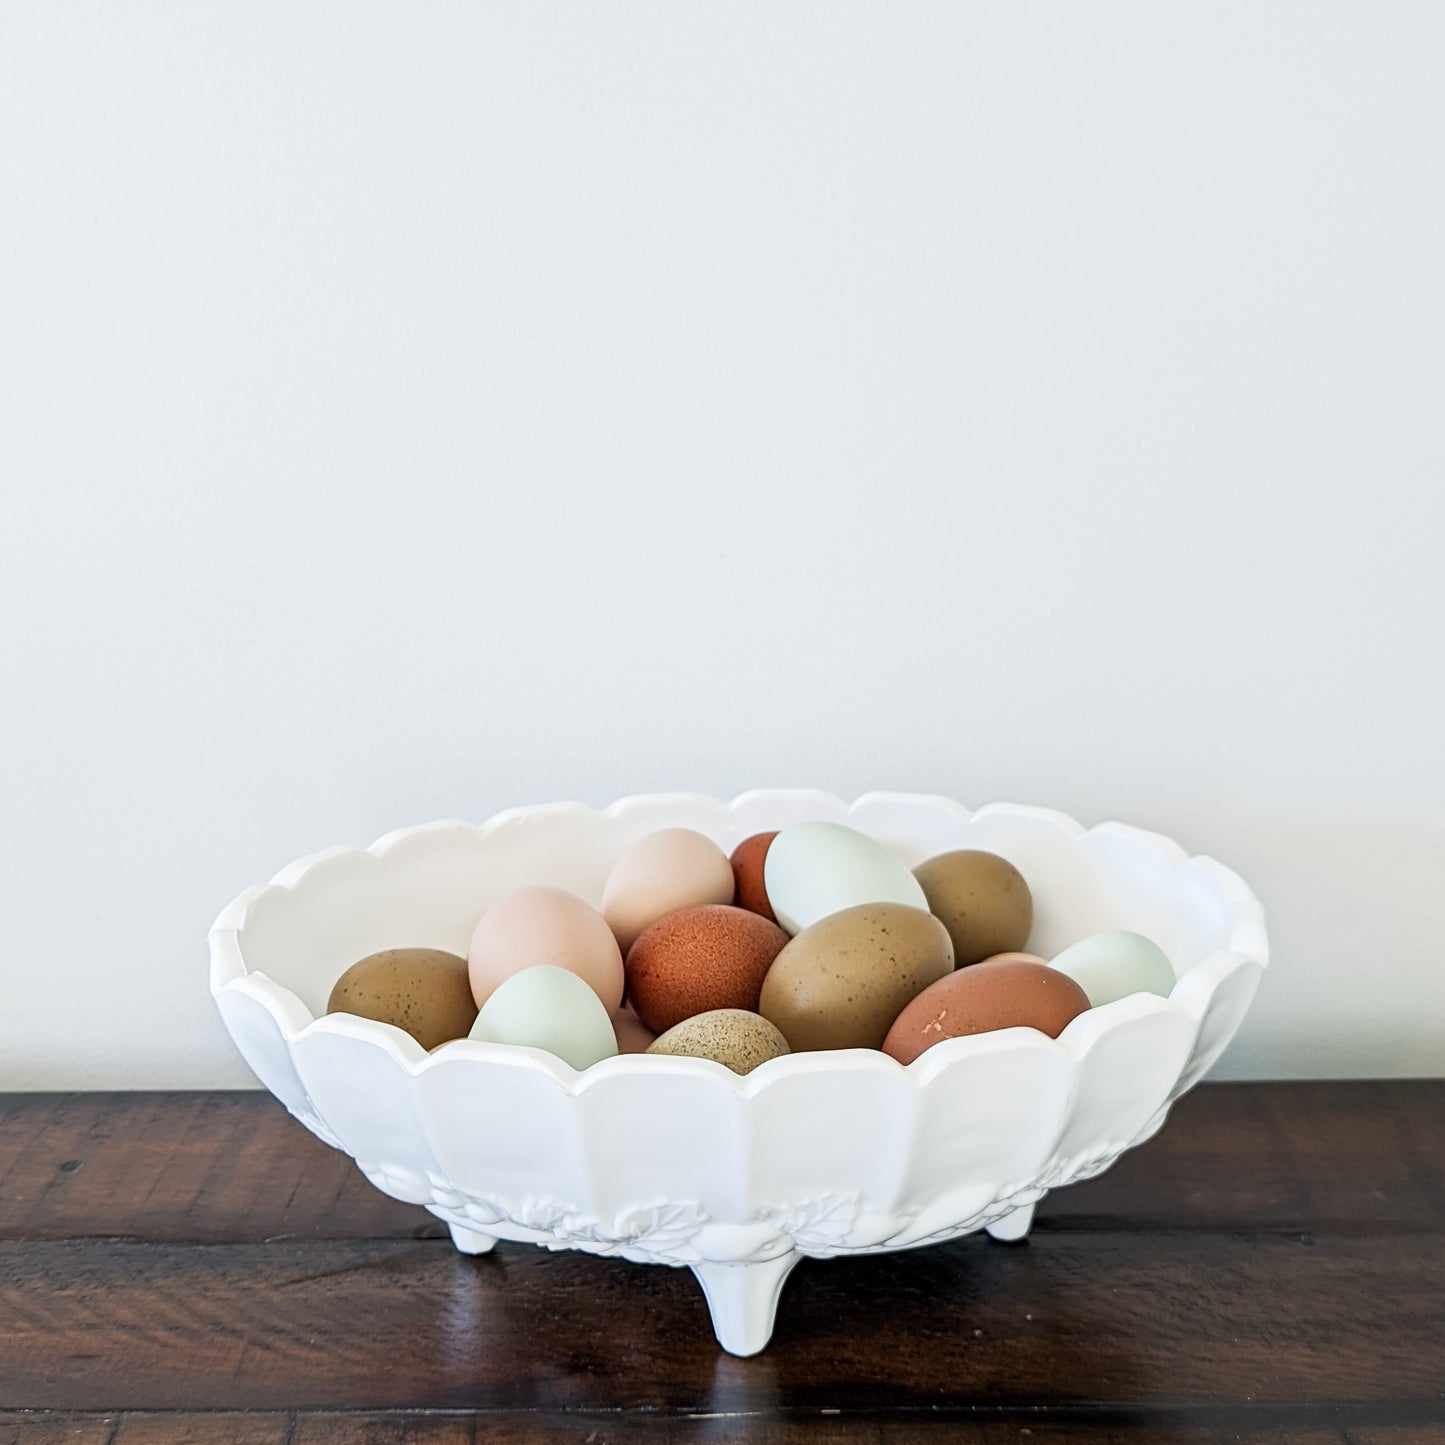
[
  {"x1": 912, "y1": 850, "x2": 1033, "y2": 966},
  {"x1": 327, "y1": 947, "x2": 477, "y2": 1050},
  {"x1": 758, "y1": 902, "x2": 955, "y2": 1052}
]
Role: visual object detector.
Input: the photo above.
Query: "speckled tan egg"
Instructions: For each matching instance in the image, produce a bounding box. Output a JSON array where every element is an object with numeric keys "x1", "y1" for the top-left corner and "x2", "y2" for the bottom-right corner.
[
  {"x1": 625, "y1": 904, "x2": 789, "y2": 1035},
  {"x1": 913, "y1": 850, "x2": 1033, "y2": 965},
  {"x1": 646, "y1": 1009, "x2": 790, "y2": 1074},
  {"x1": 758, "y1": 903, "x2": 954, "y2": 1052},
  {"x1": 601, "y1": 828, "x2": 736, "y2": 953},
  {"x1": 612, "y1": 1004, "x2": 658, "y2": 1054},
  {"x1": 327, "y1": 948, "x2": 477, "y2": 1050},
  {"x1": 882, "y1": 957, "x2": 1090, "y2": 1064},
  {"x1": 730, "y1": 831, "x2": 779, "y2": 923}
]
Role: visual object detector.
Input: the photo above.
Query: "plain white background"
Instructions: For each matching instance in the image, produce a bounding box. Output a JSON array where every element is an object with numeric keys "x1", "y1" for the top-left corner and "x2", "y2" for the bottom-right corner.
[{"x1": 2, "y1": 2, "x2": 1441, "y2": 1089}]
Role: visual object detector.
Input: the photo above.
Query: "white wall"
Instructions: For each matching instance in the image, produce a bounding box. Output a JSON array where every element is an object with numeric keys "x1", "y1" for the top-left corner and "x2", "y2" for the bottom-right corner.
[{"x1": 2, "y1": 1, "x2": 1441, "y2": 1089}]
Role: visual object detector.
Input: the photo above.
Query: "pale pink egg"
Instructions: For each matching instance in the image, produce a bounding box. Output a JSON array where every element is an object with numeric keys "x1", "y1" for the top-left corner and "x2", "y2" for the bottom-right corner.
[
  {"x1": 468, "y1": 885, "x2": 624, "y2": 1012},
  {"x1": 600, "y1": 827, "x2": 735, "y2": 953},
  {"x1": 611, "y1": 1004, "x2": 658, "y2": 1054}
]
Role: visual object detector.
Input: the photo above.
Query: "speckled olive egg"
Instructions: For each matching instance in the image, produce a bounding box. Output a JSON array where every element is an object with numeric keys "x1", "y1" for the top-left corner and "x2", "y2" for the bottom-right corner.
[
  {"x1": 764, "y1": 822, "x2": 928, "y2": 936},
  {"x1": 612, "y1": 1004, "x2": 658, "y2": 1054},
  {"x1": 601, "y1": 828, "x2": 736, "y2": 953},
  {"x1": 468, "y1": 885, "x2": 624, "y2": 1013},
  {"x1": 912, "y1": 850, "x2": 1033, "y2": 966},
  {"x1": 327, "y1": 948, "x2": 477, "y2": 1050},
  {"x1": 730, "y1": 831, "x2": 779, "y2": 923},
  {"x1": 882, "y1": 958, "x2": 1090, "y2": 1064},
  {"x1": 625, "y1": 904, "x2": 790, "y2": 1035},
  {"x1": 1047, "y1": 929, "x2": 1176, "y2": 1007},
  {"x1": 468, "y1": 964, "x2": 620, "y2": 1070},
  {"x1": 646, "y1": 1009, "x2": 790, "y2": 1074},
  {"x1": 758, "y1": 902, "x2": 954, "y2": 1052}
]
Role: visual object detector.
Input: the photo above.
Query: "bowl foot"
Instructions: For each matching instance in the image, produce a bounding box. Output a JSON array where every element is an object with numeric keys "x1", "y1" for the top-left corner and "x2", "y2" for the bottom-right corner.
[
  {"x1": 690, "y1": 1254, "x2": 798, "y2": 1357},
  {"x1": 985, "y1": 1201, "x2": 1036, "y2": 1242},
  {"x1": 447, "y1": 1221, "x2": 498, "y2": 1256}
]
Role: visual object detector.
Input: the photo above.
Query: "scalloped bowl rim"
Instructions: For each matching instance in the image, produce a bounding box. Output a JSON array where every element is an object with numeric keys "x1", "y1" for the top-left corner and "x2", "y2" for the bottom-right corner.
[{"x1": 208, "y1": 790, "x2": 1268, "y2": 1098}]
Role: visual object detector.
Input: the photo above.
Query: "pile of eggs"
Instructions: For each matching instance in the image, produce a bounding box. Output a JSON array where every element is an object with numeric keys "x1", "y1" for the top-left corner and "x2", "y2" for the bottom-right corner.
[{"x1": 325, "y1": 822, "x2": 1178, "y2": 1075}]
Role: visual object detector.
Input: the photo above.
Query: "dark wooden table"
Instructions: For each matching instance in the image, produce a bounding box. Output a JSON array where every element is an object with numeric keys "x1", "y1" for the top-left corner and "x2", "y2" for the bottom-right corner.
[{"x1": 0, "y1": 1082, "x2": 1441, "y2": 1443}]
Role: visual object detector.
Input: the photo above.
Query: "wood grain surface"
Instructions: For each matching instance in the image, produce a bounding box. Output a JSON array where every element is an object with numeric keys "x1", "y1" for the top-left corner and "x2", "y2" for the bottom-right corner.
[{"x1": 0, "y1": 1083, "x2": 1441, "y2": 1442}]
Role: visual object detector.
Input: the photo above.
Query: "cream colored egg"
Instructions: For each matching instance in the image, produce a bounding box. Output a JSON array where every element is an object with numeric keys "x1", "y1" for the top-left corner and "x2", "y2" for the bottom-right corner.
[
  {"x1": 469, "y1": 885, "x2": 624, "y2": 1012},
  {"x1": 601, "y1": 828, "x2": 734, "y2": 953}
]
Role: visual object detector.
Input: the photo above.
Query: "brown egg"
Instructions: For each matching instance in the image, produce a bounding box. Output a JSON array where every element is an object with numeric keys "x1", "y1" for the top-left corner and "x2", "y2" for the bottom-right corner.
[
  {"x1": 625, "y1": 904, "x2": 790, "y2": 1034},
  {"x1": 882, "y1": 958, "x2": 1089, "y2": 1064},
  {"x1": 730, "y1": 831, "x2": 779, "y2": 923},
  {"x1": 327, "y1": 948, "x2": 477, "y2": 1050},
  {"x1": 612, "y1": 1004, "x2": 658, "y2": 1054},
  {"x1": 758, "y1": 903, "x2": 954, "y2": 1052},
  {"x1": 913, "y1": 850, "x2": 1033, "y2": 966},
  {"x1": 646, "y1": 1009, "x2": 790, "y2": 1074}
]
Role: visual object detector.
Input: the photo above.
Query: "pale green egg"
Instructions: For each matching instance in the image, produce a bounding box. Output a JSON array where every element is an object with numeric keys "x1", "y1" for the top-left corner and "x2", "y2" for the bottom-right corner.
[
  {"x1": 1047, "y1": 929, "x2": 1176, "y2": 1008},
  {"x1": 468, "y1": 964, "x2": 619, "y2": 1070},
  {"x1": 764, "y1": 821, "x2": 927, "y2": 936}
]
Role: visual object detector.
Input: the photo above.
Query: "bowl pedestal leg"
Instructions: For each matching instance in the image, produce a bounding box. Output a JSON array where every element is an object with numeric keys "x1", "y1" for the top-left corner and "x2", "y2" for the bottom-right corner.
[
  {"x1": 447, "y1": 1221, "x2": 497, "y2": 1255},
  {"x1": 985, "y1": 1201, "x2": 1035, "y2": 1242},
  {"x1": 690, "y1": 1254, "x2": 799, "y2": 1357}
]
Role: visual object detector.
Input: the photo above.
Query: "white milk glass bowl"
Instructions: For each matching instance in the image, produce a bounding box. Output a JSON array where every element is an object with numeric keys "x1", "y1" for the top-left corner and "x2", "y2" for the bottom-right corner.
[{"x1": 208, "y1": 791, "x2": 1268, "y2": 1355}]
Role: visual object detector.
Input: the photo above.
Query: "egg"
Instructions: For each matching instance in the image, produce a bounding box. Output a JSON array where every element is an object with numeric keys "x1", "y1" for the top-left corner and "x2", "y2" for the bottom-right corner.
[
  {"x1": 612, "y1": 1004, "x2": 658, "y2": 1054},
  {"x1": 730, "y1": 831, "x2": 779, "y2": 922},
  {"x1": 601, "y1": 828, "x2": 735, "y2": 953},
  {"x1": 759, "y1": 902, "x2": 954, "y2": 1051},
  {"x1": 625, "y1": 904, "x2": 789, "y2": 1034},
  {"x1": 327, "y1": 947, "x2": 477, "y2": 1050},
  {"x1": 468, "y1": 964, "x2": 620, "y2": 1070},
  {"x1": 882, "y1": 958, "x2": 1090, "y2": 1064},
  {"x1": 1047, "y1": 929, "x2": 1176, "y2": 1007},
  {"x1": 764, "y1": 821, "x2": 928, "y2": 936},
  {"x1": 912, "y1": 850, "x2": 1033, "y2": 965},
  {"x1": 646, "y1": 1009, "x2": 791, "y2": 1075},
  {"x1": 468, "y1": 885, "x2": 624, "y2": 1013}
]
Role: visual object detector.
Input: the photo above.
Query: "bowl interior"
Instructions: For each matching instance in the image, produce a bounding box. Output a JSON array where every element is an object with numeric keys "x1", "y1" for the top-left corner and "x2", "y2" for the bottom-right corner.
[{"x1": 232, "y1": 796, "x2": 1246, "y2": 1022}]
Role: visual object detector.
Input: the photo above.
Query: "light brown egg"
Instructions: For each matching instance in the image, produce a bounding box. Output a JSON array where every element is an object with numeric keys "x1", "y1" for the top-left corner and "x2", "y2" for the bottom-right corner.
[
  {"x1": 646, "y1": 1009, "x2": 790, "y2": 1074},
  {"x1": 601, "y1": 828, "x2": 735, "y2": 953},
  {"x1": 913, "y1": 850, "x2": 1033, "y2": 965},
  {"x1": 612, "y1": 1004, "x2": 658, "y2": 1054},
  {"x1": 625, "y1": 904, "x2": 789, "y2": 1035},
  {"x1": 882, "y1": 958, "x2": 1090, "y2": 1064},
  {"x1": 327, "y1": 947, "x2": 477, "y2": 1050},
  {"x1": 758, "y1": 903, "x2": 954, "y2": 1052}
]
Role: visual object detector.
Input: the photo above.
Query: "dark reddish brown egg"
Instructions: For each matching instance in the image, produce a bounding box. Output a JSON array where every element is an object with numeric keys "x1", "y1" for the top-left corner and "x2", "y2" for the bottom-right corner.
[
  {"x1": 625, "y1": 904, "x2": 789, "y2": 1035},
  {"x1": 730, "y1": 831, "x2": 779, "y2": 923},
  {"x1": 882, "y1": 958, "x2": 1089, "y2": 1064}
]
